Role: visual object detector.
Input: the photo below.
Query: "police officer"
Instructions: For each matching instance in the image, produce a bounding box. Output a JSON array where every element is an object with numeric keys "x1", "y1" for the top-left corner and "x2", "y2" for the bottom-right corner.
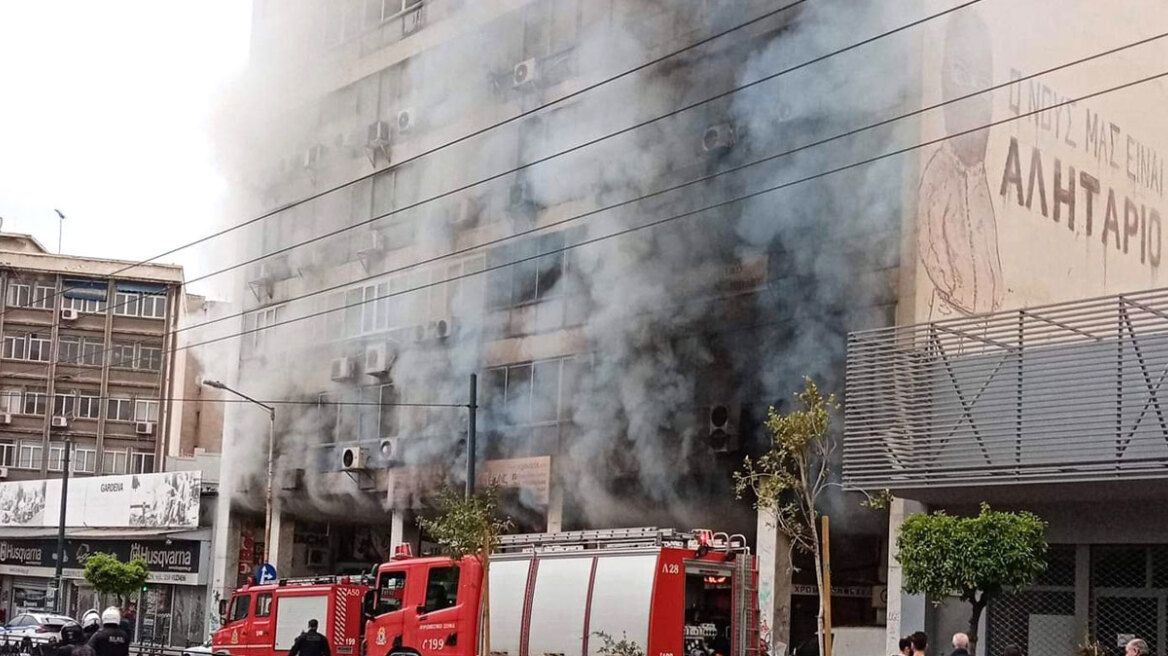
[
  {"x1": 53, "y1": 624, "x2": 86, "y2": 656},
  {"x1": 80, "y1": 611, "x2": 101, "y2": 643},
  {"x1": 86, "y1": 608, "x2": 128, "y2": 656},
  {"x1": 288, "y1": 619, "x2": 330, "y2": 656}
]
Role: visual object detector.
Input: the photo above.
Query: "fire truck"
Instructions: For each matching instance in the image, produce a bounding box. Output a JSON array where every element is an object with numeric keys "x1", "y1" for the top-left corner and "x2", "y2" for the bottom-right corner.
[
  {"x1": 214, "y1": 528, "x2": 758, "y2": 656},
  {"x1": 213, "y1": 576, "x2": 369, "y2": 656},
  {"x1": 363, "y1": 527, "x2": 758, "y2": 656}
]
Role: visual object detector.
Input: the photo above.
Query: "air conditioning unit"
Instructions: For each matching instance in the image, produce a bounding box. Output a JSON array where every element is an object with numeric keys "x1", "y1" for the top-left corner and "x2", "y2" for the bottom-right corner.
[
  {"x1": 135, "y1": 421, "x2": 156, "y2": 435},
  {"x1": 61, "y1": 308, "x2": 80, "y2": 321},
  {"x1": 306, "y1": 547, "x2": 329, "y2": 567},
  {"x1": 365, "y1": 120, "x2": 391, "y2": 166},
  {"x1": 330, "y1": 357, "x2": 355, "y2": 381},
  {"x1": 0, "y1": 413, "x2": 11, "y2": 425},
  {"x1": 707, "y1": 404, "x2": 740, "y2": 453},
  {"x1": 364, "y1": 343, "x2": 397, "y2": 377},
  {"x1": 258, "y1": 255, "x2": 292, "y2": 282},
  {"x1": 51, "y1": 416, "x2": 69, "y2": 429},
  {"x1": 340, "y1": 446, "x2": 366, "y2": 471},
  {"x1": 702, "y1": 124, "x2": 736, "y2": 155},
  {"x1": 0, "y1": 467, "x2": 8, "y2": 480},
  {"x1": 428, "y1": 317, "x2": 454, "y2": 341},
  {"x1": 379, "y1": 439, "x2": 398, "y2": 463},
  {"x1": 302, "y1": 143, "x2": 325, "y2": 170},
  {"x1": 513, "y1": 58, "x2": 538, "y2": 87},
  {"x1": 448, "y1": 196, "x2": 480, "y2": 226},
  {"x1": 396, "y1": 108, "x2": 416, "y2": 133}
]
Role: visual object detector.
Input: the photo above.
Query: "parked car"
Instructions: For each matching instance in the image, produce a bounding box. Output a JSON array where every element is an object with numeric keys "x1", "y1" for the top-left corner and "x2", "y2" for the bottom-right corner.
[
  {"x1": 182, "y1": 638, "x2": 213, "y2": 656},
  {"x1": 1, "y1": 612, "x2": 79, "y2": 641}
]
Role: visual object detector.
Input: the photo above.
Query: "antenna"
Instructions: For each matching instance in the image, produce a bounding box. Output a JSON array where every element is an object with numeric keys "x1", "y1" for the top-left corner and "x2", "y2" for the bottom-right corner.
[{"x1": 54, "y1": 209, "x2": 65, "y2": 254}]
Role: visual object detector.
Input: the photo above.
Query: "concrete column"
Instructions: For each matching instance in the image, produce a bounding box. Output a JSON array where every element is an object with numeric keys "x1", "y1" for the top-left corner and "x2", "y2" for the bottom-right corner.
[
  {"x1": 390, "y1": 510, "x2": 405, "y2": 552},
  {"x1": 273, "y1": 510, "x2": 295, "y2": 575},
  {"x1": 546, "y1": 484, "x2": 563, "y2": 533},
  {"x1": 885, "y1": 497, "x2": 928, "y2": 655},
  {"x1": 208, "y1": 496, "x2": 237, "y2": 636},
  {"x1": 756, "y1": 509, "x2": 793, "y2": 656}
]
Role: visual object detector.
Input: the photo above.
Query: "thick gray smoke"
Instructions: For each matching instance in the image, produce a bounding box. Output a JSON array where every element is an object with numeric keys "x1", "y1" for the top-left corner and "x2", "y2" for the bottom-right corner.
[{"x1": 211, "y1": 0, "x2": 953, "y2": 534}]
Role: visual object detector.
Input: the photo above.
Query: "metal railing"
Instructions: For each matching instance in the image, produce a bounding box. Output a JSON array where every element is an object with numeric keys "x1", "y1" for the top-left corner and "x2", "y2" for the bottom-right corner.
[{"x1": 844, "y1": 288, "x2": 1168, "y2": 489}]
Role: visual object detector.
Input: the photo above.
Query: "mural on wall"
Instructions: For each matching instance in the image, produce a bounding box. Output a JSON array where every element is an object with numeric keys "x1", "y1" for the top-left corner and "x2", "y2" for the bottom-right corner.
[{"x1": 914, "y1": 4, "x2": 1168, "y2": 323}]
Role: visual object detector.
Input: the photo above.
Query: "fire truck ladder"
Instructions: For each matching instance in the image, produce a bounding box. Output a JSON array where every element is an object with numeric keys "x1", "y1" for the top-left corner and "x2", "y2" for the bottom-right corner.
[
  {"x1": 734, "y1": 554, "x2": 761, "y2": 656},
  {"x1": 495, "y1": 527, "x2": 694, "y2": 553}
]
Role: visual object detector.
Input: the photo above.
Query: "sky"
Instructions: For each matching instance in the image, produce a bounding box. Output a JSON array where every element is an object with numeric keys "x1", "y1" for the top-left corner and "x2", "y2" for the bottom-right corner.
[{"x1": 0, "y1": 1, "x2": 252, "y2": 294}]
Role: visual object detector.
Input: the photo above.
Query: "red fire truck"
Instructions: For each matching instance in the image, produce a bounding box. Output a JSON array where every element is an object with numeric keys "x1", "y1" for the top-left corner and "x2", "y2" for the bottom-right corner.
[
  {"x1": 213, "y1": 576, "x2": 369, "y2": 656},
  {"x1": 214, "y1": 528, "x2": 757, "y2": 656},
  {"x1": 363, "y1": 527, "x2": 758, "y2": 656}
]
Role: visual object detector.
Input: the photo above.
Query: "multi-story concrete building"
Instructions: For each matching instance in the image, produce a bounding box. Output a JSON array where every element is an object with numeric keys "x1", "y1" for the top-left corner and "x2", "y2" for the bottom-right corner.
[{"x1": 0, "y1": 232, "x2": 183, "y2": 479}]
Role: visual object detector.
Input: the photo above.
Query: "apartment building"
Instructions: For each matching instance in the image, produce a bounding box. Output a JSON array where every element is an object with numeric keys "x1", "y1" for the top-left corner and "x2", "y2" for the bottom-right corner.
[{"x1": 0, "y1": 233, "x2": 183, "y2": 480}]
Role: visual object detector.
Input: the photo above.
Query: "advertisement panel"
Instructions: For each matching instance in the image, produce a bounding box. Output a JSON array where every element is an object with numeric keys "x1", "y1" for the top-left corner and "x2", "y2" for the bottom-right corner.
[
  {"x1": 0, "y1": 470, "x2": 200, "y2": 529},
  {"x1": 910, "y1": 2, "x2": 1168, "y2": 322},
  {"x1": 0, "y1": 538, "x2": 204, "y2": 585}
]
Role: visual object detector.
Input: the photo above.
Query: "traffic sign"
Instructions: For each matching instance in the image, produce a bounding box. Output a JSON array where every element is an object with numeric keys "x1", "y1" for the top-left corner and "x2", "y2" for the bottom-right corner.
[{"x1": 255, "y1": 563, "x2": 277, "y2": 584}]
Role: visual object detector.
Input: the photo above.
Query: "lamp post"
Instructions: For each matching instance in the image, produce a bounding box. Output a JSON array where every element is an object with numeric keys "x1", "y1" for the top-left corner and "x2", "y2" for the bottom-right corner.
[
  {"x1": 52, "y1": 435, "x2": 71, "y2": 613},
  {"x1": 202, "y1": 380, "x2": 277, "y2": 567}
]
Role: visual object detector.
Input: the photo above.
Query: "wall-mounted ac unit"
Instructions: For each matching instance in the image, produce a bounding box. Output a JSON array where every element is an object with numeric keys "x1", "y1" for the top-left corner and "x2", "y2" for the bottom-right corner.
[
  {"x1": 0, "y1": 467, "x2": 8, "y2": 480},
  {"x1": 135, "y1": 421, "x2": 156, "y2": 435},
  {"x1": 365, "y1": 121, "x2": 391, "y2": 166},
  {"x1": 449, "y1": 196, "x2": 480, "y2": 226},
  {"x1": 429, "y1": 317, "x2": 455, "y2": 341},
  {"x1": 51, "y1": 416, "x2": 69, "y2": 429},
  {"x1": 306, "y1": 547, "x2": 329, "y2": 567},
  {"x1": 379, "y1": 439, "x2": 398, "y2": 463},
  {"x1": 0, "y1": 413, "x2": 11, "y2": 425},
  {"x1": 364, "y1": 343, "x2": 397, "y2": 377},
  {"x1": 396, "y1": 108, "x2": 416, "y2": 133},
  {"x1": 513, "y1": 58, "x2": 538, "y2": 87},
  {"x1": 330, "y1": 357, "x2": 355, "y2": 381},
  {"x1": 340, "y1": 446, "x2": 366, "y2": 471},
  {"x1": 61, "y1": 308, "x2": 80, "y2": 321},
  {"x1": 707, "y1": 404, "x2": 740, "y2": 453},
  {"x1": 702, "y1": 124, "x2": 736, "y2": 155}
]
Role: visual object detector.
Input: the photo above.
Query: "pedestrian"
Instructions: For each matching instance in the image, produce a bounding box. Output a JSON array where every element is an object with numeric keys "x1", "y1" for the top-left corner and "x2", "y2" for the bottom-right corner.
[
  {"x1": 1126, "y1": 639, "x2": 1150, "y2": 656},
  {"x1": 1001, "y1": 645, "x2": 1022, "y2": 656},
  {"x1": 86, "y1": 608, "x2": 128, "y2": 656},
  {"x1": 288, "y1": 619, "x2": 330, "y2": 656},
  {"x1": 53, "y1": 624, "x2": 85, "y2": 656},
  {"x1": 911, "y1": 632, "x2": 928, "y2": 656},
  {"x1": 894, "y1": 636, "x2": 912, "y2": 656},
  {"x1": 950, "y1": 633, "x2": 970, "y2": 656}
]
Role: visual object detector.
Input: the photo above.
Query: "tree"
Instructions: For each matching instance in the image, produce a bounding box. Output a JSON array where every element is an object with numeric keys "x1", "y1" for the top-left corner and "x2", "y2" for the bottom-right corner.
[
  {"x1": 896, "y1": 504, "x2": 1048, "y2": 654},
  {"x1": 417, "y1": 486, "x2": 512, "y2": 656},
  {"x1": 734, "y1": 377, "x2": 835, "y2": 656},
  {"x1": 82, "y1": 552, "x2": 149, "y2": 605}
]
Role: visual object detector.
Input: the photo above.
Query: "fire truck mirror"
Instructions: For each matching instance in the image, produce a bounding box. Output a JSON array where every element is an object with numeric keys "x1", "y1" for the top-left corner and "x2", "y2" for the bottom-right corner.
[
  {"x1": 218, "y1": 599, "x2": 228, "y2": 619},
  {"x1": 362, "y1": 590, "x2": 376, "y2": 619}
]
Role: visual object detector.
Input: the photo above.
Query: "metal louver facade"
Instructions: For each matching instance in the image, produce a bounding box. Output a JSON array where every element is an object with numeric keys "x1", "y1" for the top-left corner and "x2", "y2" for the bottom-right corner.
[{"x1": 844, "y1": 288, "x2": 1168, "y2": 490}]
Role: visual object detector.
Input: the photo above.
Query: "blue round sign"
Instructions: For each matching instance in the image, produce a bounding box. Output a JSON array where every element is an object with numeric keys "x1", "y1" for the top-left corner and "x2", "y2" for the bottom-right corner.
[{"x1": 255, "y1": 563, "x2": 277, "y2": 584}]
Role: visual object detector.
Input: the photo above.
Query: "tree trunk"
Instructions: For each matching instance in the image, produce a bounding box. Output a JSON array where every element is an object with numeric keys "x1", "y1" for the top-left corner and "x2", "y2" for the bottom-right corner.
[
  {"x1": 809, "y1": 520, "x2": 825, "y2": 656},
  {"x1": 481, "y1": 537, "x2": 491, "y2": 656},
  {"x1": 967, "y1": 595, "x2": 988, "y2": 656}
]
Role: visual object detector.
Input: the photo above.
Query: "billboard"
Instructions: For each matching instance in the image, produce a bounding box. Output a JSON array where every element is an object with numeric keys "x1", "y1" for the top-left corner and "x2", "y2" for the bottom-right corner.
[
  {"x1": 910, "y1": 2, "x2": 1168, "y2": 322},
  {"x1": 0, "y1": 537, "x2": 204, "y2": 585},
  {"x1": 0, "y1": 471, "x2": 201, "y2": 529}
]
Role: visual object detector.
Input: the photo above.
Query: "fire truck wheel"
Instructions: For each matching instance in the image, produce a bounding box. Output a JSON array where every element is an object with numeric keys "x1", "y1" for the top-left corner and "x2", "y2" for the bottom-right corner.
[{"x1": 388, "y1": 648, "x2": 421, "y2": 656}]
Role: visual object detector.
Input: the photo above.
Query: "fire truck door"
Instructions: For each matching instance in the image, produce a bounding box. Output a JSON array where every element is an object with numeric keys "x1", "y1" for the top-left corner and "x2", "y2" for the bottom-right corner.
[
  {"x1": 225, "y1": 592, "x2": 257, "y2": 656},
  {"x1": 411, "y1": 563, "x2": 462, "y2": 656},
  {"x1": 252, "y1": 592, "x2": 274, "y2": 651},
  {"x1": 370, "y1": 569, "x2": 410, "y2": 656}
]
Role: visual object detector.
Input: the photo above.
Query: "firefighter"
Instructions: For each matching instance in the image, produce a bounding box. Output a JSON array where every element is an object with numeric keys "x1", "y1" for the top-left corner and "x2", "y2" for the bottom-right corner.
[
  {"x1": 288, "y1": 619, "x2": 331, "y2": 656},
  {"x1": 86, "y1": 608, "x2": 129, "y2": 656},
  {"x1": 53, "y1": 624, "x2": 86, "y2": 656}
]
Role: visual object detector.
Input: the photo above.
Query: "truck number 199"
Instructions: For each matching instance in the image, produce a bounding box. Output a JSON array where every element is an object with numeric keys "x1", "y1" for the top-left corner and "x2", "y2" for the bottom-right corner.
[
  {"x1": 422, "y1": 639, "x2": 446, "y2": 651},
  {"x1": 661, "y1": 563, "x2": 680, "y2": 575}
]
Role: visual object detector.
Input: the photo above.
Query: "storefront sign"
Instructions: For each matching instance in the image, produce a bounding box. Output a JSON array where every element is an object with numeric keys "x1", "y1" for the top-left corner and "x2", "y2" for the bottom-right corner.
[
  {"x1": 388, "y1": 457, "x2": 552, "y2": 506},
  {"x1": 0, "y1": 471, "x2": 201, "y2": 529},
  {"x1": 0, "y1": 538, "x2": 204, "y2": 585}
]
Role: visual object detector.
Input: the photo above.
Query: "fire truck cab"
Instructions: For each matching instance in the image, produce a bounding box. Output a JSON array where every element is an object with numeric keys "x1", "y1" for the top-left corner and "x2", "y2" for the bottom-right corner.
[
  {"x1": 214, "y1": 576, "x2": 369, "y2": 656},
  {"x1": 362, "y1": 528, "x2": 757, "y2": 656}
]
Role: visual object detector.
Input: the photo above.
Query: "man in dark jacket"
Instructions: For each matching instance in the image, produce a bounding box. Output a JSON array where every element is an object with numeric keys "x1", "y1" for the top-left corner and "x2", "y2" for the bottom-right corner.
[
  {"x1": 53, "y1": 624, "x2": 86, "y2": 656},
  {"x1": 289, "y1": 620, "x2": 330, "y2": 656},
  {"x1": 87, "y1": 608, "x2": 129, "y2": 656},
  {"x1": 950, "y1": 633, "x2": 971, "y2": 656}
]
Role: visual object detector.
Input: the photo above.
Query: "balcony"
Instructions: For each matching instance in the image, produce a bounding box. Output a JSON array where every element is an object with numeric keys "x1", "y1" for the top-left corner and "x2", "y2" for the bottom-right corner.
[{"x1": 844, "y1": 288, "x2": 1168, "y2": 493}]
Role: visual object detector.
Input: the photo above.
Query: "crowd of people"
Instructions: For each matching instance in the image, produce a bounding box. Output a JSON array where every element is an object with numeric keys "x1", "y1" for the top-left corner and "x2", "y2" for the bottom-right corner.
[
  {"x1": 893, "y1": 631, "x2": 1152, "y2": 656},
  {"x1": 46, "y1": 607, "x2": 131, "y2": 656}
]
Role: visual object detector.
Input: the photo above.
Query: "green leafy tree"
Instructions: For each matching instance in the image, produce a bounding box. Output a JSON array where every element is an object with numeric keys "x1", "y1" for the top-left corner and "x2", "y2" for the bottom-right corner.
[
  {"x1": 896, "y1": 504, "x2": 1048, "y2": 654},
  {"x1": 593, "y1": 632, "x2": 645, "y2": 656},
  {"x1": 82, "y1": 552, "x2": 149, "y2": 604},
  {"x1": 417, "y1": 486, "x2": 512, "y2": 656},
  {"x1": 734, "y1": 377, "x2": 835, "y2": 656}
]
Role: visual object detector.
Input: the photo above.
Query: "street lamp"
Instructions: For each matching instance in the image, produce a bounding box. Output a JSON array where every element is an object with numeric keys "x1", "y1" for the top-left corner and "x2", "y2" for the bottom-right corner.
[{"x1": 203, "y1": 380, "x2": 277, "y2": 568}]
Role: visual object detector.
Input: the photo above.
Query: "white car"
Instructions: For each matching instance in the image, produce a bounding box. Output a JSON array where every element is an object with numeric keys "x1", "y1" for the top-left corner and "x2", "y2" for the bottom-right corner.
[
  {"x1": 182, "y1": 639, "x2": 214, "y2": 656},
  {"x1": 1, "y1": 612, "x2": 79, "y2": 641}
]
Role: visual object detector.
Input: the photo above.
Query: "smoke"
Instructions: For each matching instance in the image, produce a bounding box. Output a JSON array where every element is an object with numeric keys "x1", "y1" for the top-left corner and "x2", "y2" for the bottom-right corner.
[{"x1": 211, "y1": 0, "x2": 952, "y2": 534}]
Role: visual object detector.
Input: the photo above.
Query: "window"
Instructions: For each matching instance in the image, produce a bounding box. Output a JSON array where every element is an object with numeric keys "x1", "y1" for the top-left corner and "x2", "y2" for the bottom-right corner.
[
  {"x1": 53, "y1": 393, "x2": 76, "y2": 418},
  {"x1": 256, "y1": 594, "x2": 273, "y2": 618},
  {"x1": 379, "y1": 385, "x2": 400, "y2": 438},
  {"x1": 8, "y1": 284, "x2": 54, "y2": 310},
  {"x1": 58, "y1": 336, "x2": 81, "y2": 365},
  {"x1": 0, "y1": 390, "x2": 20, "y2": 415},
  {"x1": 228, "y1": 595, "x2": 251, "y2": 624},
  {"x1": 73, "y1": 448, "x2": 97, "y2": 474},
  {"x1": 130, "y1": 452, "x2": 155, "y2": 474},
  {"x1": 140, "y1": 294, "x2": 166, "y2": 319},
  {"x1": 102, "y1": 449, "x2": 128, "y2": 475},
  {"x1": 134, "y1": 399, "x2": 159, "y2": 423},
  {"x1": 484, "y1": 356, "x2": 586, "y2": 427},
  {"x1": 1, "y1": 334, "x2": 23, "y2": 359},
  {"x1": 0, "y1": 443, "x2": 15, "y2": 467},
  {"x1": 376, "y1": 571, "x2": 407, "y2": 615},
  {"x1": 110, "y1": 342, "x2": 136, "y2": 368},
  {"x1": 80, "y1": 337, "x2": 103, "y2": 366},
  {"x1": 27, "y1": 336, "x2": 50, "y2": 362},
  {"x1": 423, "y1": 566, "x2": 459, "y2": 614},
  {"x1": 22, "y1": 392, "x2": 47, "y2": 416},
  {"x1": 246, "y1": 306, "x2": 285, "y2": 355},
  {"x1": 76, "y1": 394, "x2": 100, "y2": 419},
  {"x1": 48, "y1": 446, "x2": 65, "y2": 472},
  {"x1": 138, "y1": 346, "x2": 163, "y2": 372},
  {"x1": 5, "y1": 334, "x2": 51, "y2": 362},
  {"x1": 6, "y1": 284, "x2": 29, "y2": 308},
  {"x1": 107, "y1": 398, "x2": 133, "y2": 421},
  {"x1": 62, "y1": 297, "x2": 107, "y2": 314},
  {"x1": 32, "y1": 285, "x2": 54, "y2": 310},
  {"x1": 113, "y1": 292, "x2": 140, "y2": 317},
  {"x1": 17, "y1": 443, "x2": 42, "y2": 470}
]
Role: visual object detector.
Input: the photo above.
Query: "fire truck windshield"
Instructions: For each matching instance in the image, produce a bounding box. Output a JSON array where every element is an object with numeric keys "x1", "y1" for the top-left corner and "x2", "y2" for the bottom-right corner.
[{"x1": 376, "y1": 571, "x2": 406, "y2": 614}]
